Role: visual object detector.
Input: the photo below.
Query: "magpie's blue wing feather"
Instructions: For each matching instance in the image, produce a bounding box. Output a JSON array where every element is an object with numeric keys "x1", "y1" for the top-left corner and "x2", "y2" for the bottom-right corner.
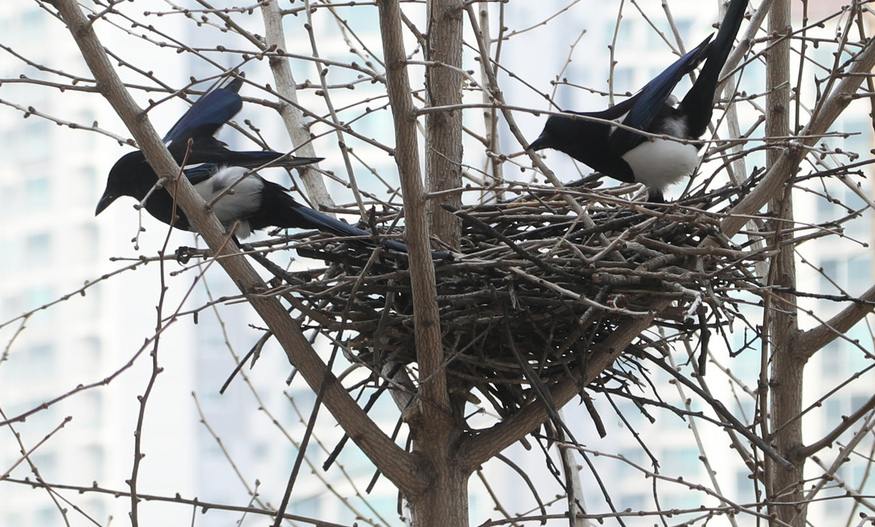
[
  {"x1": 609, "y1": 35, "x2": 712, "y2": 154},
  {"x1": 183, "y1": 163, "x2": 221, "y2": 186},
  {"x1": 163, "y1": 78, "x2": 243, "y2": 145}
]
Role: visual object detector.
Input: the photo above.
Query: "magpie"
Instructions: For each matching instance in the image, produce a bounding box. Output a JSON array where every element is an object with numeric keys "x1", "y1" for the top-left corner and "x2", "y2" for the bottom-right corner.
[
  {"x1": 530, "y1": 0, "x2": 748, "y2": 202},
  {"x1": 95, "y1": 77, "x2": 414, "y2": 254}
]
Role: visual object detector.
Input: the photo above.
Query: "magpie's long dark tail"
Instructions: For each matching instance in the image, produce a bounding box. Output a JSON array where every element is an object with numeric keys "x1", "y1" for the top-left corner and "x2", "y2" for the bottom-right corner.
[
  {"x1": 285, "y1": 202, "x2": 410, "y2": 253},
  {"x1": 680, "y1": 0, "x2": 749, "y2": 137},
  {"x1": 263, "y1": 186, "x2": 451, "y2": 259},
  {"x1": 220, "y1": 150, "x2": 323, "y2": 170}
]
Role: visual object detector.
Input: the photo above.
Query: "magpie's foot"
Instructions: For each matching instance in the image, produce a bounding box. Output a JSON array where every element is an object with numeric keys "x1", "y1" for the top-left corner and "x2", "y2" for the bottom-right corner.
[{"x1": 175, "y1": 246, "x2": 195, "y2": 264}]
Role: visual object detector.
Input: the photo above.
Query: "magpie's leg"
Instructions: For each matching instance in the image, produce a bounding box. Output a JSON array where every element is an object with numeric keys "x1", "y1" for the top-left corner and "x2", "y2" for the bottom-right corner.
[{"x1": 647, "y1": 188, "x2": 666, "y2": 203}]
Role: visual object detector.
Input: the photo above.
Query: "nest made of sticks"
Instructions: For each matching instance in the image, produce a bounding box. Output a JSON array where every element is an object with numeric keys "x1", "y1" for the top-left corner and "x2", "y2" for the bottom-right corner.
[{"x1": 280, "y1": 184, "x2": 758, "y2": 417}]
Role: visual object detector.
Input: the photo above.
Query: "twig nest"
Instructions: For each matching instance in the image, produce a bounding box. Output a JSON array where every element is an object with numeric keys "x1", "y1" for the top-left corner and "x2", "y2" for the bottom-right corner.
[{"x1": 289, "y1": 187, "x2": 757, "y2": 416}]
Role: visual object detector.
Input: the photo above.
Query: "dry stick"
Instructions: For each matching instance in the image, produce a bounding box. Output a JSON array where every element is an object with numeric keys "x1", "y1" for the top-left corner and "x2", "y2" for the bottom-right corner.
[
  {"x1": 0, "y1": 407, "x2": 72, "y2": 527},
  {"x1": 271, "y1": 342, "x2": 341, "y2": 527},
  {"x1": 193, "y1": 0, "x2": 333, "y2": 208},
  {"x1": 129, "y1": 154, "x2": 195, "y2": 526},
  {"x1": 201, "y1": 291, "x2": 383, "y2": 527},
  {"x1": 607, "y1": 0, "x2": 625, "y2": 106},
  {"x1": 836, "y1": 437, "x2": 875, "y2": 523},
  {"x1": 555, "y1": 409, "x2": 591, "y2": 527},
  {"x1": 191, "y1": 394, "x2": 275, "y2": 516},
  {"x1": 474, "y1": 470, "x2": 521, "y2": 527},
  {"x1": 797, "y1": 393, "x2": 875, "y2": 459},
  {"x1": 477, "y1": 1, "x2": 504, "y2": 203},
  {"x1": 796, "y1": 412, "x2": 875, "y2": 524},
  {"x1": 0, "y1": 416, "x2": 71, "y2": 480},
  {"x1": 284, "y1": 392, "x2": 395, "y2": 526},
  {"x1": 716, "y1": 0, "x2": 770, "y2": 281},
  {"x1": 1, "y1": 477, "x2": 353, "y2": 527},
  {"x1": 643, "y1": 350, "x2": 792, "y2": 470},
  {"x1": 0, "y1": 97, "x2": 133, "y2": 145},
  {"x1": 53, "y1": 0, "x2": 424, "y2": 497},
  {"x1": 464, "y1": 7, "x2": 588, "y2": 223},
  {"x1": 301, "y1": 0, "x2": 371, "y2": 219},
  {"x1": 669, "y1": 346, "x2": 740, "y2": 527}
]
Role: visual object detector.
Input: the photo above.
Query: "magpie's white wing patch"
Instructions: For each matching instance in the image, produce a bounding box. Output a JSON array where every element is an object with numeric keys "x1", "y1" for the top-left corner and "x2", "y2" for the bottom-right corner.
[{"x1": 193, "y1": 166, "x2": 263, "y2": 238}]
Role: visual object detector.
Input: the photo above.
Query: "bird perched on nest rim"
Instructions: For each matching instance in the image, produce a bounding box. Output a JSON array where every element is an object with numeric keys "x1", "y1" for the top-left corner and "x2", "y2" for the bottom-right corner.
[
  {"x1": 95, "y1": 76, "x2": 421, "y2": 255},
  {"x1": 529, "y1": 0, "x2": 748, "y2": 202}
]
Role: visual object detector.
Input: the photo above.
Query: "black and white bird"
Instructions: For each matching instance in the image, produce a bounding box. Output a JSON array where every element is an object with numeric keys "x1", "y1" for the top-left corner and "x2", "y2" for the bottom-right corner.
[
  {"x1": 530, "y1": 0, "x2": 748, "y2": 202},
  {"x1": 95, "y1": 78, "x2": 412, "y2": 253}
]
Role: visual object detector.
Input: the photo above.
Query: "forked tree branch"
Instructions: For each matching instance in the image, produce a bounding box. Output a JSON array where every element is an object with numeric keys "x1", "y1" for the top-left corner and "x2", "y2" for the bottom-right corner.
[
  {"x1": 799, "y1": 284, "x2": 875, "y2": 356},
  {"x1": 54, "y1": 0, "x2": 425, "y2": 496}
]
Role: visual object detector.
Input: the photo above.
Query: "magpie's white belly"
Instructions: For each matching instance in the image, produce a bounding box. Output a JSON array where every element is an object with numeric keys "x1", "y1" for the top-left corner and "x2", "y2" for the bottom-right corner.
[
  {"x1": 193, "y1": 166, "x2": 263, "y2": 238},
  {"x1": 621, "y1": 139, "x2": 699, "y2": 190}
]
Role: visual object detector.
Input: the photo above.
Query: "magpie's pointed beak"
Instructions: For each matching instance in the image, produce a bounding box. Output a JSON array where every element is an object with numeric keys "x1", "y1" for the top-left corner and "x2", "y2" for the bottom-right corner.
[
  {"x1": 529, "y1": 133, "x2": 551, "y2": 151},
  {"x1": 95, "y1": 191, "x2": 118, "y2": 216}
]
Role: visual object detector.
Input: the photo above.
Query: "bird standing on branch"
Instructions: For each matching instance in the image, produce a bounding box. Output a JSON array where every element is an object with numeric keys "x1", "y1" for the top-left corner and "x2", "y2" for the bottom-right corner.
[
  {"x1": 530, "y1": 0, "x2": 748, "y2": 202},
  {"x1": 95, "y1": 77, "x2": 416, "y2": 254}
]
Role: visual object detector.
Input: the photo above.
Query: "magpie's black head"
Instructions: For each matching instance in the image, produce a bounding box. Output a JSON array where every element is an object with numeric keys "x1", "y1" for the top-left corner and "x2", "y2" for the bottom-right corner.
[
  {"x1": 95, "y1": 151, "x2": 151, "y2": 216},
  {"x1": 530, "y1": 115, "x2": 576, "y2": 153}
]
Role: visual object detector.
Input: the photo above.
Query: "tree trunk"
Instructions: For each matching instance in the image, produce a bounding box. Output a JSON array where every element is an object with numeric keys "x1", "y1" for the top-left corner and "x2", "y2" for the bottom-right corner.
[
  {"x1": 425, "y1": 0, "x2": 464, "y2": 249},
  {"x1": 764, "y1": 1, "x2": 807, "y2": 525},
  {"x1": 409, "y1": 459, "x2": 469, "y2": 526}
]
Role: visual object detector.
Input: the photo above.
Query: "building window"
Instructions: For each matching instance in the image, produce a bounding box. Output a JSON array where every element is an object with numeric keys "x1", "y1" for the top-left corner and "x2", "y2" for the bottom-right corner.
[
  {"x1": 78, "y1": 391, "x2": 103, "y2": 428},
  {"x1": 662, "y1": 446, "x2": 701, "y2": 477},
  {"x1": 25, "y1": 232, "x2": 51, "y2": 267},
  {"x1": 84, "y1": 444, "x2": 105, "y2": 477},
  {"x1": 24, "y1": 286, "x2": 54, "y2": 312},
  {"x1": 29, "y1": 343, "x2": 55, "y2": 375},
  {"x1": 79, "y1": 336, "x2": 102, "y2": 364},
  {"x1": 25, "y1": 177, "x2": 50, "y2": 208}
]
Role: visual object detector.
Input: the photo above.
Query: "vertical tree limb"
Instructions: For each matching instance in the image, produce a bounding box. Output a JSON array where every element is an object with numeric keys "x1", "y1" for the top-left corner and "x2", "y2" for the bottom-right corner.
[
  {"x1": 425, "y1": 0, "x2": 464, "y2": 248},
  {"x1": 763, "y1": 1, "x2": 806, "y2": 525},
  {"x1": 376, "y1": 1, "x2": 461, "y2": 525}
]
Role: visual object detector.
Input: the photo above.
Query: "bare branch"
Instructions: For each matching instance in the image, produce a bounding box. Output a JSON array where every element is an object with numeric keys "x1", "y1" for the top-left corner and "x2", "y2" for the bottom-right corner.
[
  {"x1": 798, "y1": 393, "x2": 875, "y2": 458},
  {"x1": 800, "y1": 284, "x2": 875, "y2": 356}
]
